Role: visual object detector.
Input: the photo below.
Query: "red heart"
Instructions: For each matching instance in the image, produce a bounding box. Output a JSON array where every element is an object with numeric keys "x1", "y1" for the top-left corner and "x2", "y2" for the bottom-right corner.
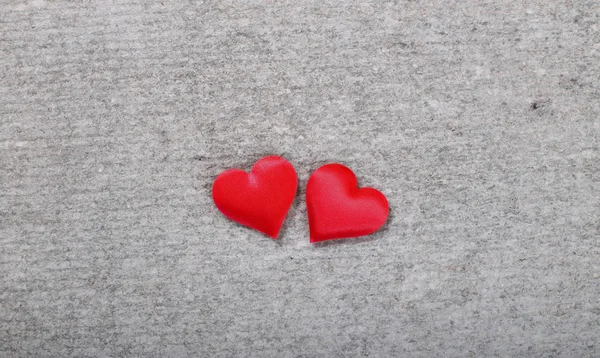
[
  {"x1": 212, "y1": 156, "x2": 297, "y2": 239},
  {"x1": 306, "y1": 164, "x2": 389, "y2": 243}
]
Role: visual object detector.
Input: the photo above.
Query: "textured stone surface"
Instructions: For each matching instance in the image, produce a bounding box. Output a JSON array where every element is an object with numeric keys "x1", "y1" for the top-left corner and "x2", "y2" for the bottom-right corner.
[{"x1": 1, "y1": 0, "x2": 599, "y2": 356}]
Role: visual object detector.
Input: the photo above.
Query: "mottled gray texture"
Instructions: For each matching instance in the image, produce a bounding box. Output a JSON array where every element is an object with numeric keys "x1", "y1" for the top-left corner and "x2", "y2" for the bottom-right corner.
[{"x1": 1, "y1": 0, "x2": 599, "y2": 357}]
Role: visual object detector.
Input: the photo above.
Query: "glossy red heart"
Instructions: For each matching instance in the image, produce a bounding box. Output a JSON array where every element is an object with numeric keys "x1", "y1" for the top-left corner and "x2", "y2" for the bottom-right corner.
[
  {"x1": 212, "y1": 156, "x2": 297, "y2": 239},
  {"x1": 306, "y1": 164, "x2": 389, "y2": 243}
]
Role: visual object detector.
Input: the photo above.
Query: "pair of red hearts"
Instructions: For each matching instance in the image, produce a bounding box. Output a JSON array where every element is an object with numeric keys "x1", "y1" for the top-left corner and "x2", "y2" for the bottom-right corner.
[{"x1": 212, "y1": 156, "x2": 389, "y2": 243}]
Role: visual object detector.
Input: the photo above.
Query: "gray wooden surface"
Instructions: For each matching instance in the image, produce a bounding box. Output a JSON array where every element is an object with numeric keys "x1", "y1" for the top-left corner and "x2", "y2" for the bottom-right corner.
[{"x1": 1, "y1": 0, "x2": 599, "y2": 356}]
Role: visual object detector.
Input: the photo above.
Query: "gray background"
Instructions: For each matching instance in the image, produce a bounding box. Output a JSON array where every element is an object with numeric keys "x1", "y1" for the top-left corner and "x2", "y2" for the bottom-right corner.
[{"x1": 1, "y1": 0, "x2": 599, "y2": 357}]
